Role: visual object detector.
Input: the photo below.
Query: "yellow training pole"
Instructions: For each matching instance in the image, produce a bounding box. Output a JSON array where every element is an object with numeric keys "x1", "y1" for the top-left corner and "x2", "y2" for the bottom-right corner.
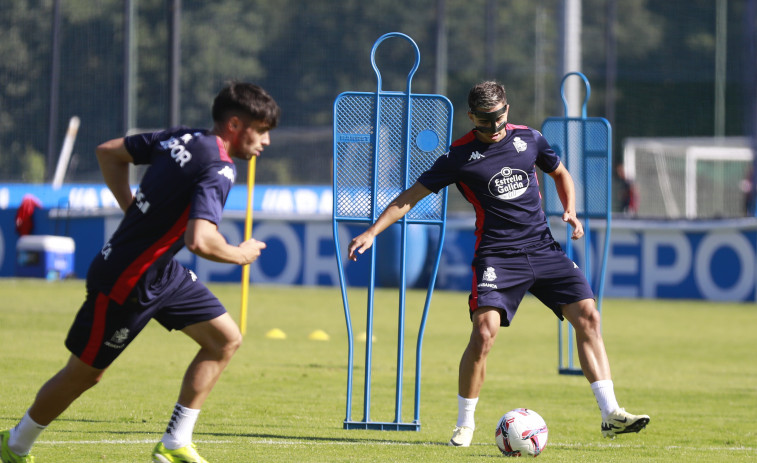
[{"x1": 240, "y1": 156, "x2": 257, "y2": 335}]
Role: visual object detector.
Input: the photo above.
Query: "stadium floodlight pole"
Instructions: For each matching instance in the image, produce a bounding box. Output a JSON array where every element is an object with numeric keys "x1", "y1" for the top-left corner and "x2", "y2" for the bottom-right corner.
[{"x1": 239, "y1": 157, "x2": 257, "y2": 335}]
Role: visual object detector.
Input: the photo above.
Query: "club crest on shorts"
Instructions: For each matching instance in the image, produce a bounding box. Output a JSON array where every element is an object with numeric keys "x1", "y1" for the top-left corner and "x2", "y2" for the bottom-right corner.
[
  {"x1": 105, "y1": 328, "x2": 130, "y2": 349},
  {"x1": 478, "y1": 267, "x2": 498, "y2": 289}
]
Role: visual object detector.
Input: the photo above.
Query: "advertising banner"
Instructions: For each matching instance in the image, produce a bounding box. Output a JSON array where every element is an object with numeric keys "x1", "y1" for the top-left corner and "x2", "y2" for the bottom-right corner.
[{"x1": 0, "y1": 184, "x2": 755, "y2": 302}]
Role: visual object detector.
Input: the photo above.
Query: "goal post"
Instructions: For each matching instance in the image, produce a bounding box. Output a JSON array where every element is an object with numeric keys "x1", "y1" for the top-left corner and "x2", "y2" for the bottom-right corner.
[{"x1": 623, "y1": 137, "x2": 753, "y2": 219}]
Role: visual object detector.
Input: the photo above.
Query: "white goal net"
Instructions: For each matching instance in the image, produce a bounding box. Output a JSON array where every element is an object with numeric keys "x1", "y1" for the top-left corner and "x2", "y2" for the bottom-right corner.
[{"x1": 623, "y1": 137, "x2": 754, "y2": 219}]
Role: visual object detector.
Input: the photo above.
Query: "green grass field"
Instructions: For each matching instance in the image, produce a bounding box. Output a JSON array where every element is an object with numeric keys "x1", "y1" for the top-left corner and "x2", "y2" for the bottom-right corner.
[{"x1": 0, "y1": 278, "x2": 755, "y2": 462}]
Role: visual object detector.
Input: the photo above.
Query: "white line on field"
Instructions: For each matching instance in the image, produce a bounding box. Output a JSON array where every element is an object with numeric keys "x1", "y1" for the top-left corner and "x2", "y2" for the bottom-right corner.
[
  {"x1": 34, "y1": 439, "x2": 755, "y2": 453},
  {"x1": 36, "y1": 440, "x2": 232, "y2": 445},
  {"x1": 549, "y1": 442, "x2": 755, "y2": 453}
]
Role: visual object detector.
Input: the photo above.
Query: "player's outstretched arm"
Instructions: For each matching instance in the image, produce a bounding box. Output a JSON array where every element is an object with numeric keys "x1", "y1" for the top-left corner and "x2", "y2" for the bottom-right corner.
[
  {"x1": 547, "y1": 163, "x2": 584, "y2": 240},
  {"x1": 185, "y1": 218, "x2": 267, "y2": 265},
  {"x1": 347, "y1": 182, "x2": 432, "y2": 261},
  {"x1": 96, "y1": 137, "x2": 135, "y2": 212}
]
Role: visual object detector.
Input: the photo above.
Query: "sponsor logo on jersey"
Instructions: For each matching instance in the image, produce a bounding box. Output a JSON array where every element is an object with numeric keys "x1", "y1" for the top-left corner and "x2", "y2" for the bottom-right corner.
[
  {"x1": 488, "y1": 166, "x2": 529, "y2": 200},
  {"x1": 468, "y1": 150, "x2": 485, "y2": 161},
  {"x1": 134, "y1": 189, "x2": 150, "y2": 214},
  {"x1": 218, "y1": 165, "x2": 235, "y2": 182},
  {"x1": 161, "y1": 134, "x2": 194, "y2": 168},
  {"x1": 513, "y1": 136, "x2": 527, "y2": 153}
]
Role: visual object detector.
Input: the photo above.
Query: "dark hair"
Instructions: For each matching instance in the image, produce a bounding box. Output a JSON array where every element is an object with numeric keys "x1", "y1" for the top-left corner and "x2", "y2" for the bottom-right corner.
[
  {"x1": 467, "y1": 81, "x2": 507, "y2": 111},
  {"x1": 212, "y1": 82, "x2": 280, "y2": 129}
]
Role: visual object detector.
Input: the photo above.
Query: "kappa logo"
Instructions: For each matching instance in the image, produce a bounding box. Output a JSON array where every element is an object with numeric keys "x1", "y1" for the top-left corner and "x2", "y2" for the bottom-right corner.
[
  {"x1": 513, "y1": 136, "x2": 527, "y2": 153},
  {"x1": 105, "y1": 328, "x2": 130, "y2": 349},
  {"x1": 468, "y1": 151, "x2": 485, "y2": 161},
  {"x1": 218, "y1": 165, "x2": 235, "y2": 182}
]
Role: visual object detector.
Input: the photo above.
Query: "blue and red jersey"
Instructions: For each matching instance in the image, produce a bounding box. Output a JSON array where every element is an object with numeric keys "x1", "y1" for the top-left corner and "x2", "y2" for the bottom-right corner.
[
  {"x1": 86, "y1": 128, "x2": 236, "y2": 304},
  {"x1": 417, "y1": 124, "x2": 561, "y2": 256}
]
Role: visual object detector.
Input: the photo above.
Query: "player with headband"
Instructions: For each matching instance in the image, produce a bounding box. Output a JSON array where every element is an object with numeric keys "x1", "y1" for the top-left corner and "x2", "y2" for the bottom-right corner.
[{"x1": 348, "y1": 80, "x2": 650, "y2": 448}]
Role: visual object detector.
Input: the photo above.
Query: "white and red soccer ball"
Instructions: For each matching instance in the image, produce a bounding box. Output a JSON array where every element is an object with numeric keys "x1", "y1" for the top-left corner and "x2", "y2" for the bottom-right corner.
[{"x1": 495, "y1": 408, "x2": 549, "y2": 457}]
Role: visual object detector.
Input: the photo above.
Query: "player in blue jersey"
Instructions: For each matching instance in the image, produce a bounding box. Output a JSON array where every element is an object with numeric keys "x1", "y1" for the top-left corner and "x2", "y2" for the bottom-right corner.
[
  {"x1": 0, "y1": 82, "x2": 279, "y2": 463},
  {"x1": 348, "y1": 81, "x2": 649, "y2": 447}
]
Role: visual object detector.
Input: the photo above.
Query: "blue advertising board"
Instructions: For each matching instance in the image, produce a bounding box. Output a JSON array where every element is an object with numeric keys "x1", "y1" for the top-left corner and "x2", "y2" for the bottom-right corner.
[
  {"x1": 439, "y1": 218, "x2": 757, "y2": 302},
  {"x1": 0, "y1": 184, "x2": 756, "y2": 302}
]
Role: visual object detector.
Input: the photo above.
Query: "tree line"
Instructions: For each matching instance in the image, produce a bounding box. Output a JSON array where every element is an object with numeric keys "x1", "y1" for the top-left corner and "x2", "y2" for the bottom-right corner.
[{"x1": 0, "y1": 0, "x2": 749, "y2": 183}]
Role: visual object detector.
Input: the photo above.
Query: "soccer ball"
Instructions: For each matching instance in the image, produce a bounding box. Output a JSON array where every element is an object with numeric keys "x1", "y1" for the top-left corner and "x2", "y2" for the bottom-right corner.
[{"x1": 495, "y1": 408, "x2": 549, "y2": 457}]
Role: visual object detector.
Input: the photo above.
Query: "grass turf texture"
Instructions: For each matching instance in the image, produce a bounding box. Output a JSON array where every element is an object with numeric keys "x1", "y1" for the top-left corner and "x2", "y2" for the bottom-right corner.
[{"x1": 0, "y1": 278, "x2": 755, "y2": 462}]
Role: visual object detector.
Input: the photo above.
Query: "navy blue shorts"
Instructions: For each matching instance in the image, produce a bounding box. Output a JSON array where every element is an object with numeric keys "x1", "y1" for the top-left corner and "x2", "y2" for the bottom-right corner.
[
  {"x1": 469, "y1": 240, "x2": 594, "y2": 326},
  {"x1": 65, "y1": 265, "x2": 226, "y2": 369}
]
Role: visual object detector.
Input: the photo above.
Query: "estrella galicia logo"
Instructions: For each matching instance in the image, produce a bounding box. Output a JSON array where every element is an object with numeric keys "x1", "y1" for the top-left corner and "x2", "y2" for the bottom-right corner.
[{"x1": 488, "y1": 166, "x2": 529, "y2": 200}]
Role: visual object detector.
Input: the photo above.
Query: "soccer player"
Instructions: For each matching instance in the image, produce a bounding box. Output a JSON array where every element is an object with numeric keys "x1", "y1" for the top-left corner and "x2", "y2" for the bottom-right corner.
[
  {"x1": 347, "y1": 81, "x2": 649, "y2": 447},
  {"x1": 0, "y1": 82, "x2": 279, "y2": 463}
]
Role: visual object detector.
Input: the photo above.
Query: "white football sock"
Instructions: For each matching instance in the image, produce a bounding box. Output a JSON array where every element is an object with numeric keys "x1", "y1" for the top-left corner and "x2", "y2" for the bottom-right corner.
[
  {"x1": 456, "y1": 395, "x2": 478, "y2": 429},
  {"x1": 161, "y1": 403, "x2": 201, "y2": 450},
  {"x1": 8, "y1": 411, "x2": 46, "y2": 456},
  {"x1": 591, "y1": 380, "x2": 620, "y2": 419}
]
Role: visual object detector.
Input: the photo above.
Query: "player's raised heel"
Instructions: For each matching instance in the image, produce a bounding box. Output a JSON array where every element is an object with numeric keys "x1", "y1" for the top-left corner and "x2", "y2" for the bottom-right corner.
[
  {"x1": 448, "y1": 426, "x2": 474, "y2": 447},
  {"x1": 152, "y1": 442, "x2": 208, "y2": 463},
  {"x1": 601, "y1": 408, "x2": 650, "y2": 438},
  {"x1": 0, "y1": 430, "x2": 34, "y2": 463}
]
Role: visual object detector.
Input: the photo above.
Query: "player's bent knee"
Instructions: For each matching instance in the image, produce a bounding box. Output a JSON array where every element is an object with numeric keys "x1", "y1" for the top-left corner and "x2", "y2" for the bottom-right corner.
[
  {"x1": 214, "y1": 329, "x2": 243, "y2": 359},
  {"x1": 59, "y1": 364, "x2": 104, "y2": 392},
  {"x1": 226, "y1": 331, "x2": 243, "y2": 354},
  {"x1": 470, "y1": 327, "x2": 497, "y2": 356}
]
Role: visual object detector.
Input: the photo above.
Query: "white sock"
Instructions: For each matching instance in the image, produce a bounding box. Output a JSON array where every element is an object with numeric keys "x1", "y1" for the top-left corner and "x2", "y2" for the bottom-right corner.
[
  {"x1": 456, "y1": 395, "x2": 478, "y2": 429},
  {"x1": 591, "y1": 380, "x2": 620, "y2": 419},
  {"x1": 161, "y1": 403, "x2": 201, "y2": 450},
  {"x1": 8, "y1": 411, "x2": 46, "y2": 456}
]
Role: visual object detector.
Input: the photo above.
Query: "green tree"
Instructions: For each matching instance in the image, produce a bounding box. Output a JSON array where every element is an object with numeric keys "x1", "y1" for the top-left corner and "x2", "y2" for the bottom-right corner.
[{"x1": 0, "y1": 0, "x2": 53, "y2": 182}]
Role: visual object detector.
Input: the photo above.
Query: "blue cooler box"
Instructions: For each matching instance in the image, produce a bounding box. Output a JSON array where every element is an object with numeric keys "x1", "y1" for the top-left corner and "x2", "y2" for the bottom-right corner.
[{"x1": 16, "y1": 235, "x2": 76, "y2": 279}]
